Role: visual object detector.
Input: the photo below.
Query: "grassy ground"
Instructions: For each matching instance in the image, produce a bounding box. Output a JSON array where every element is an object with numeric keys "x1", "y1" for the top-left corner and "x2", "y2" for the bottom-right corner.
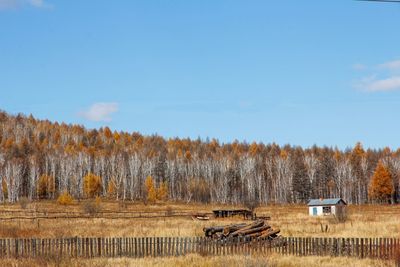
[
  {"x1": 0, "y1": 200, "x2": 398, "y2": 238},
  {"x1": 0, "y1": 200, "x2": 398, "y2": 266},
  {"x1": 0, "y1": 254, "x2": 394, "y2": 267}
]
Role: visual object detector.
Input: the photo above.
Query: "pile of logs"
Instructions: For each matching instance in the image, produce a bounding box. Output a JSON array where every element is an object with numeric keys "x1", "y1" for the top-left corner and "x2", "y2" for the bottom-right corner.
[{"x1": 203, "y1": 220, "x2": 280, "y2": 240}]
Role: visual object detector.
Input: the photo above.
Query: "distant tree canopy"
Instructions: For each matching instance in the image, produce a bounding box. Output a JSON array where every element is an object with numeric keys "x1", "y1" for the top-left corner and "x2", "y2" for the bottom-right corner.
[{"x1": 0, "y1": 110, "x2": 399, "y2": 204}]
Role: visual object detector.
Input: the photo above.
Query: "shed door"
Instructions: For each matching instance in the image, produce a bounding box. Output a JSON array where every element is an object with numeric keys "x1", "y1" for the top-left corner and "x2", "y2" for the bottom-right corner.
[{"x1": 313, "y1": 207, "x2": 317, "y2": 216}]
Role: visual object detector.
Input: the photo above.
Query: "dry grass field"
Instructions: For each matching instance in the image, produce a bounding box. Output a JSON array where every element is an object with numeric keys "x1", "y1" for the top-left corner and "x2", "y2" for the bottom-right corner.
[
  {"x1": 0, "y1": 254, "x2": 395, "y2": 267},
  {"x1": 0, "y1": 200, "x2": 398, "y2": 266},
  {"x1": 0, "y1": 200, "x2": 398, "y2": 239}
]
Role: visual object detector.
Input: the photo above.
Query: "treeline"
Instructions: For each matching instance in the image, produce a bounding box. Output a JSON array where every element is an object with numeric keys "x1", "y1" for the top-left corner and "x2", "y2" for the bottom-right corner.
[{"x1": 0, "y1": 111, "x2": 399, "y2": 204}]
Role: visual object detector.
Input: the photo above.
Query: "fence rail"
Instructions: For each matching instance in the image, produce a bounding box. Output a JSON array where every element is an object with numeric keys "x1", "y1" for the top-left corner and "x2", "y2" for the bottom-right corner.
[
  {"x1": 0, "y1": 211, "x2": 208, "y2": 221},
  {"x1": 0, "y1": 236, "x2": 398, "y2": 260}
]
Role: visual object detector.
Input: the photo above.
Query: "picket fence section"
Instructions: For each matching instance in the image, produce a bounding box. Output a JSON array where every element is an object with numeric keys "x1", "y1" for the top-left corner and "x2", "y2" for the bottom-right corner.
[{"x1": 0, "y1": 236, "x2": 398, "y2": 260}]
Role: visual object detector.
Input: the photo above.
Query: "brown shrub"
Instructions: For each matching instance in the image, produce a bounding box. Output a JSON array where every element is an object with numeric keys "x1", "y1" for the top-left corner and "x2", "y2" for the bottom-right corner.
[
  {"x1": 19, "y1": 197, "x2": 29, "y2": 209},
  {"x1": 83, "y1": 201, "x2": 101, "y2": 215},
  {"x1": 165, "y1": 206, "x2": 173, "y2": 216},
  {"x1": 118, "y1": 201, "x2": 128, "y2": 210}
]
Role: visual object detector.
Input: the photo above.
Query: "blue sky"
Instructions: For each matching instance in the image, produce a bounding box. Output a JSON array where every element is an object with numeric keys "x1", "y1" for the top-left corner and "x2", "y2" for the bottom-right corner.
[{"x1": 1, "y1": 0, "x2": 400, "y2": 149}]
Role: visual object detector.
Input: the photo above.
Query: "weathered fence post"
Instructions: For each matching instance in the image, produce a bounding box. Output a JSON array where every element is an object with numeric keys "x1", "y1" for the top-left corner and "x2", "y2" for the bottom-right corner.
[
  {"x1": 174, "y1": 237, "x2": 178, "y2": 256},
  {"x1": 0, "y1": 235, "x2": 397, "y2": 260}
]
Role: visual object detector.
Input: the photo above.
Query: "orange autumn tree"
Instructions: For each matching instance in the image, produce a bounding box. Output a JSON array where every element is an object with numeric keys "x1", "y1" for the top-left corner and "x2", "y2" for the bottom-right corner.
[
  {"x1": 145, "y1": 176, "x2": 157, "y2": 203},
  {"x1": 107, "y1": 179, "x2": 117, "y2": 199},
  {"x1": 37, "y1": 174, "x2": 55, "y2": 199},
  {"x1": 157, "y1": 181, "x2": 168, "y2": 201},
  {"x1": 145, "y1": 176, "x2": 168, "y2": 203},
  {"x1": 368, "y1": 161, "x2": 394, "y2": 203},
  {"x1": 83, "y1": 173, "x2": 102, "y2": 198}
]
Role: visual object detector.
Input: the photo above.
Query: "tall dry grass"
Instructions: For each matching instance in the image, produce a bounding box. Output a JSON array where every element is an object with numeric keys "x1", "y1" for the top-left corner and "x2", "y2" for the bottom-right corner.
[
  {"x1": 0, "y1": 201, "x2": 398, "y2": 238},
  {"x1": 0, "y1": 201, "x2": 398, "y2": 266},
  {"x1": 259, "y1": 204, "x2": 400, "y2": 238},
  {"x1": 0, "y1": 254, "x2": 394, "y2": 267}
]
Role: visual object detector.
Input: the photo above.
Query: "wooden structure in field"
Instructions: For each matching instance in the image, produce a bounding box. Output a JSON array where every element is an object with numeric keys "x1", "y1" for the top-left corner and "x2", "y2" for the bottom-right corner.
[
  {"x1": 212, "y1": 209, "x2": 253, "y2": 219},
  {"x1": 307, "y1": 198, "x2": 347, "y2": 217}
]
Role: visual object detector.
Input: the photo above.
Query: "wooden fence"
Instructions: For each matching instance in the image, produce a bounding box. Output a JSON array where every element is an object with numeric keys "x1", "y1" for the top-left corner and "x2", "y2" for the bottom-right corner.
[
  {"x1": 0, "y1": 236, "x2": 398, "y2": 260},
  {"x1": 0, "y1": 210, "x2": 205, "y2": 221}
]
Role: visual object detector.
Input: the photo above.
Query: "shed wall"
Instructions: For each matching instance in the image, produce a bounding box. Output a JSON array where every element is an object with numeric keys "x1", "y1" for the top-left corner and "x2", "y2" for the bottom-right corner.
[
  {"x1": 309, "y1": 205, "x2": 339, "y2": 216},
  {"x1": 309, "y1": 206, "x2": 324, "y2": 216}
]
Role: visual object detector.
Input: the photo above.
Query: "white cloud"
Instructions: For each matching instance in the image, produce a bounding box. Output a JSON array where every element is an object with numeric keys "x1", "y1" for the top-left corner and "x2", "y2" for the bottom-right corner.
[
  {"x1": 28, "y1": 0, "x2": 47, "y2": 8},
  {"x1": 79, "y1": 103, "x2": 119, "y2": 122},
  {"x1": 0, "y1": 0, "x2": 19, "y2": 9},
  {"x1": 366, "y1": 76, "x2": 400, "y2": 92},
  {"x1": 352, "y1": 63, "x2": 367, "y2": 71},
  {"x1": 379, "y1": 59, "x2": 400, "y2": 70},
  {"x1": 357, "y1": 75, "x2": 400, "y2": 92},
  {"x1": 354, "y1": 59, "x2": 400, "y2": 92},
  {"x1": 0, "y1": 0, "x2": 50, "y2": 10}
]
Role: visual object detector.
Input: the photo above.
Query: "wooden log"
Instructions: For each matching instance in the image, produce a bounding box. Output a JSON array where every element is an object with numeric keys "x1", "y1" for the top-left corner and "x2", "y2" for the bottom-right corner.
[
  {"x1": 260, "y1": 229, "x2": 280, "y2": 239},
  {"x1": 203, "y1": 226, "x2": 224, "y2": 237},
  {"x1": 246, "y1": 231, "x2": 263, "y2": 238},
  {"x1": 230, "y1": 220, "x2": 266, "y2": 237},
  {"x1": 222, "y1": 223, "x2": 248, "y2": 236},
  {"x1": 235, "y1": 225, "x2": 271, "y2": 237},
  {"x1": 212, "y1": 232, "x2": 223, "y2": 240}
]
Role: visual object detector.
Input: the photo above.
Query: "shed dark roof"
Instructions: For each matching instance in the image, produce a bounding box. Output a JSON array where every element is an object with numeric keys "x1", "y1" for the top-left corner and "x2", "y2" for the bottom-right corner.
[{"x1": 307, "y1": 198, "x2": 347, "y2": 206}]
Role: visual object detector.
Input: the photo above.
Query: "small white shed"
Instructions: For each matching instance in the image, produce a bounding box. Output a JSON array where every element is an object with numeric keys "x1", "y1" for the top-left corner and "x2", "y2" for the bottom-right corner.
[{"x1": 307, "y1": 198, "x2": 347, "y2": 216}]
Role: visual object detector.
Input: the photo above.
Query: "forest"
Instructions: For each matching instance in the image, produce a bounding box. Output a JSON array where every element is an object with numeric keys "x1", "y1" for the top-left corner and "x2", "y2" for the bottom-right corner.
[{"x1": 0, "y1": 111, "x2": 398, "y2": 205}]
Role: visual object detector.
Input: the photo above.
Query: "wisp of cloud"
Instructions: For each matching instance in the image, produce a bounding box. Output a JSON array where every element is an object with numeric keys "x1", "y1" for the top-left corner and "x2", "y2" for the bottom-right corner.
[
  {"x1": 79, "y1": 103, "x2": 119, "y2": 122},
  {"x1": 0, "y1": 0, "x2": 49, "y2": 10},
  {"x1": 355, "y1": 59, "x2": 400, "y2": 92},
  {"x1": 379, "y1": 59, "x2": 400, "y2": 70}
]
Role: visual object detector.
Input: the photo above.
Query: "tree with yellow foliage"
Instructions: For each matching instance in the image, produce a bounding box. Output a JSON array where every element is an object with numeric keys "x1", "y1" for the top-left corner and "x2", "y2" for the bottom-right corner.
[
  {"x1": 145, "y1": 176, "x2": 157, "y2": 203},
  {"x1": 184, "y1": 150, "x2": 192, "y2": 161},
  {"x1": 157, "y1": 181, "x2": 168, "y2": 201},
  {"x1": 57, "y1": 191, "x2": 74, "y2": 205},
  {"x1": 107, "y1": 179, "x2": 117, "y2": 199},
  {"x1": 83, "y1": 173, "x2": 102, "y2": 198},
  {"x1": 113, "y1": 132, "x2": 120, "y2": 142},
  {"x1": 368, "y1": 161, "x2": 394, "y2": 203},
  {"x1": 103, "y1": 126, "x2": 113, "y2": 139},
  {"x1": 249, "y1": 142, "x2": 259, "y2": 157},
  {"x1": 37, "y1": 174, "x2": 55, "y2": 199},
  {"x1": 2, "y1": 179, "x2": 8, "y2": 200}
]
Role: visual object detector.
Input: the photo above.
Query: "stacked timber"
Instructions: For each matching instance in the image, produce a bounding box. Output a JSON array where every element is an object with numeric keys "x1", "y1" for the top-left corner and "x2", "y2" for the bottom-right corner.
[{"x1": 203, "y1": 219, "x2": 280, "y2": 240}]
